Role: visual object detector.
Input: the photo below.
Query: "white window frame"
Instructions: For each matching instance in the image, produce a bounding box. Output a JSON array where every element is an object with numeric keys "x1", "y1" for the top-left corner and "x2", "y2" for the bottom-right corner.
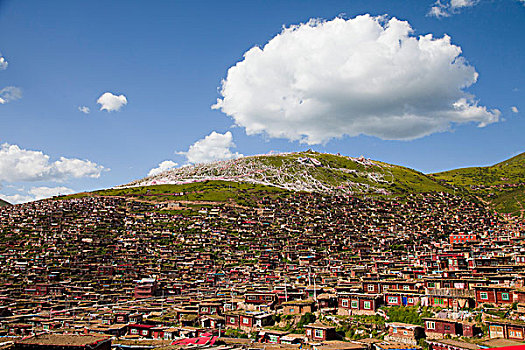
[
  {"x1": 314, "y1": 329, "x2": 323, "y2": 338},
  {"x1": 426, "y1": 321, "x2": 435, "y2": 330},
  {"x1": 388, "y1": 296, "x2": 398, "y2": 304},
  {"x1": 480, "y1": 292, "x2": 488, "y2": 300},
  {"x1": 364, "y1": 301, "x2": 371, "y2": 309}
]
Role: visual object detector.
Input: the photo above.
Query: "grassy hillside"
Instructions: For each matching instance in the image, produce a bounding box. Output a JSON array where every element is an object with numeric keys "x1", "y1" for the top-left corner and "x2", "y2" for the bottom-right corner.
[
  {"x1": 122, "y1": 151, "x2": 454, "y2": 199},
  {"x1": 57, "y1": 151, "x2": 455, "y2": 206},
  {"x1": 431, "y1": 152, "x2": 525, "y2": 217},
  {"x1": 0, "y1": 199, "x2": 11, "y2": 207},
  {"x1": 93, "y1": 181, "x2": 288, "y2": 206}
]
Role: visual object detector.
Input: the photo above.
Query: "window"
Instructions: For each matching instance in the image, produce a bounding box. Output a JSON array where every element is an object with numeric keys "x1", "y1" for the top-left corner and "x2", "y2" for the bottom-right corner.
[
  {"x1": 201, "y1": 307, "x2": 208, "y2": 312},
  {"x1": 480, "y1": 292, "x2": 488, "y2": 300},
  {"x1": 230, "y1": 317, "x2": 236, "y2": 324},
  {"x1": 388, "y1": 296, "x2": 398, "y2": 304},
  {"x1": 247, "y1": 296, "x2": 256, "y2": 300},
  {"x1": 265, "y1": 295, "x2": 273, "y2": 301},
  {"x1": 426, "y1": 321, "x2": 435, "y2": 330},
  {"x1": 364, "y1": 301, "x2": 371, "y2": 309},
  {"x1": 142, "y1": 330, "x2": 149, "y2": 336},
  {"x1": 131, "y1": 329, "x2": 139, "y2": 335},
  {"x1": 502, "y1": 293, "x2": 510, "y2": 301},
  {"x1": 306, "y1": 329, "x2": 311, "y2": 336},
  {"x1": 290, "y1": 308, "x2": 295, "y2": 313},
  {"x1": 444, "y1": 325, "x2": 451, "y2": 331},
  {"x1": 403, "y1": 285, "x2": 410, "y2": 290},
  {"x1": 351, "y1": 300, "x2": 358, "y2": 308},
  {"x1": 393, "y1": 328, "x2": 398, "y2": 334},
  {"x1": 367, "y1": 285, "x2": 375, "y2": 292},
  {"x1": 428, "y1": 282, "x2": 435, "y2": 288},
  {"x1": 408, "y1": 298, "x2": 414, "y2": 304},
  {"x1": 342, "y1": 299, "x2": 348, "y2": 307},
  {"x1": 403, "y1": 330, "x2": 408, "y2": 335},
  {"x1": 242, "y1": 317, "x2": 249, "y2": 325},
  {"x1": 314, "y1": 329, "x2": 323, "y2": 338}
]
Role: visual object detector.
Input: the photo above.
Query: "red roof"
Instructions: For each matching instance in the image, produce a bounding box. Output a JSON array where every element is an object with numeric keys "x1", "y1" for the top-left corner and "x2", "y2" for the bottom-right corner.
[{"x1": 171, "y1": 336, "x2": 217, "y2": 346}]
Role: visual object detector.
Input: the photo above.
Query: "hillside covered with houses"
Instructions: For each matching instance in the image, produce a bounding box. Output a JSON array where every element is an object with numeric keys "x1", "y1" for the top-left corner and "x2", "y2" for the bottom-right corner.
[{"x1": 1, "y1": 183, "x2": 525, "y2": 350}]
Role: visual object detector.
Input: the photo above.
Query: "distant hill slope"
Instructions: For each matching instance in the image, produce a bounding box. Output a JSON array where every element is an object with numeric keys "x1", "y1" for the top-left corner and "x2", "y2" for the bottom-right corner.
[
  {"x1": 120, "y1": 151, "x2": 452, "y2": 199},
  {"x1": 0, "y1": 199, "x2": 11, "y2": 207},
  {"x1": 431, "y1": 152, "x2": 525, "y2": 218}
]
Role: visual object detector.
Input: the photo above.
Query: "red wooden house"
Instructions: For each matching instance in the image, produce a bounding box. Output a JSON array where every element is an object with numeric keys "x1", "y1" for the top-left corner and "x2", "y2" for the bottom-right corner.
[
  {"x1": 474, "y1": 285, "x2": 513, "y2": 307},
  {"x1": 128, "y1": 324, "x2": 155, "y2": 338},
  {"x1": 304, "y1": 322, "x2": 337, "y2": 341},
  {"x1": 487, "y1": 319, "x2": 525, "y2": 340},
  {"x1": 385, "y1": 322, "x2": 425, "y2": 346},
  {"x1": 338, "y1": 293, "x2": 382, "y2": 315},
  {"x1": 384, "y1": 291, "x2": 422, "y2": 307},
  {"x1": 423, "y1": 318, "x2": 461, "y2": 339}
]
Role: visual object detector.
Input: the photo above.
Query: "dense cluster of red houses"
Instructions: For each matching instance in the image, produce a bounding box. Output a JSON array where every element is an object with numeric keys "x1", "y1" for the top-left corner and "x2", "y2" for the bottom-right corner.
[{"x1": 0, "y1": 190, "x2": 524, "y2": 349}]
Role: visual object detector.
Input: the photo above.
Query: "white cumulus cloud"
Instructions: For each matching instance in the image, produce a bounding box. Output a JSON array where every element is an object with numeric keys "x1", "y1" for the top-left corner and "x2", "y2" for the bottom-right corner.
[
  {"x1": 428, "y1": 0, "x2": 478, "y2": 18},
  {"x1": 0, "y1": 193, "x2": 32, "y2": 204},
  {"x1": 97, "y1": 92, "x2": 127, "y2": 112},
  {"x1": 0, "y1": 56, "x2": 7, "y2": 70},
  {"x1": 213, "y1": 15, "x2": 499, "y2": 144},
  {"x1": 0, "y1": 186, "x2": 75, "y2": 204},
  {"x1": 178, "y1": 131, "x2": 243, "y2": 164},
  {"x1": 0, "y1": 86, "x2": 22, "y2": 104},
  {"x1": 148, "y1": 160, "x2": 178, "y2": 177},
  {"x1": 28, "y1": 186, "x2": 75, "y2": 200},
  {"x1": 78, "y1": 106, "x2": 90, "y2": 114},
  {"x1": 0, "y1": 143, "x2": 106, "y2": 183},
  {"x1": 511, "y1": 106, "x2": 519, "y2": 113}
]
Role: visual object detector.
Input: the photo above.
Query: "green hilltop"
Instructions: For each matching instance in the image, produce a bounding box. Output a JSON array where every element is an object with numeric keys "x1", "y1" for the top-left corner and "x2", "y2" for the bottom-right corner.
[
  {"x1": 65, "y1": 151, "x2": 455, "y2": 205},
  {"x1": 55, "y1": 151, "x2": 524, "y2": 218},
  {"x1": 431, "y1": 152, "x2": 525, "y2": 218}
]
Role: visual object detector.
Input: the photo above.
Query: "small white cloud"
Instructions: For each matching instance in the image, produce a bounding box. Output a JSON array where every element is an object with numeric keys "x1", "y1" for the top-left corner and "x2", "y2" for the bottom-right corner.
[
  {"x1": 428, "y1": 4, "x2": 451, "y2": 18},
  {"x1": 0, "y1": 143, "x2": 106, "y2": 183},
  {"x1": 428, "y1": 0, "x2": 478, "y2": 17},
  {"x1": 97, "y1": 92, "x2": 127, "y2": 112},
  {"x1": 0, "y1": 186, "x2": 75, "y2": 204},
  {"x1": 213, "y1": 15, "x2": 499, "y2": 144},
  {"x1": 148, "y1": 160, "x2": 178, "y2": 177},
  {"x1": 178, "y1": 131, "x2": 243, "y2": 164},
  {"x1": 0, "y1": 56, "x2": 7, "y2": 70},
  {"x1": 28, "y1": 186, "x2": 75, "y2": 200},
  {"x1": 78, "y1": 106, "x2": 90, "y2": 114},
  {"x1": 0, "y1": 86, "x2": 22, "y2": 104},
  {"x1": 511, "y1": 106, "x2": 519, "y2": 113},
  {"x1": 0, "y1": 193, "x2": 32, "y2": 204},
  {"x1": 53, "y1": 157, "x2": 107, "y2": 179}
]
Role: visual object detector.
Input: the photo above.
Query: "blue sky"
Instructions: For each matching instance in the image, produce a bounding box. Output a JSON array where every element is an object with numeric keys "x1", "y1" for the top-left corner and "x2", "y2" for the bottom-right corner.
[{"x1": 0, "y1": 0, "x2": 523, "y2": 203}]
